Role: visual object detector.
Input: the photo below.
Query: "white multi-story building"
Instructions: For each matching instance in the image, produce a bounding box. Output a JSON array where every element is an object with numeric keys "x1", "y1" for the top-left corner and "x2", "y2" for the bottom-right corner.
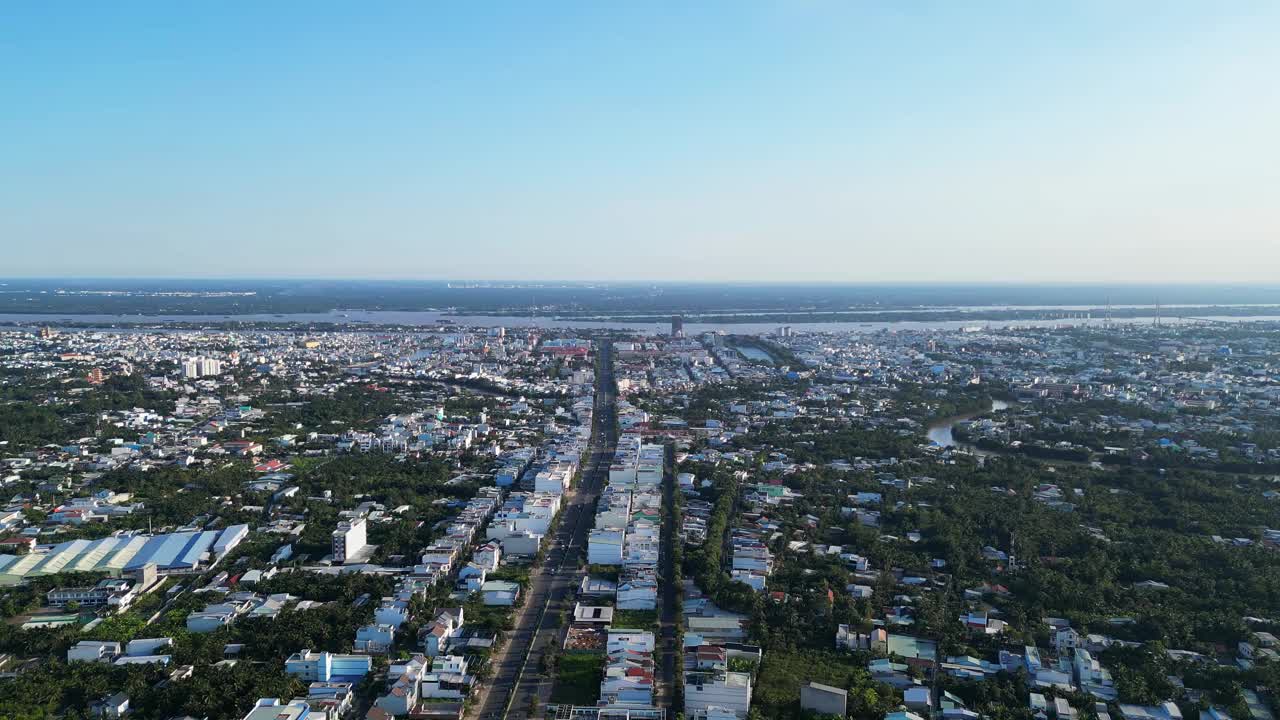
[
  {"x1": 332, "y1": 517, "x2": 367, "y2": 563},
  {"x1": 635, "y1": 444, "x2": 665, "y2": 486},
  {"x1": 486, "y1": 492, "x2": 560, "y2": 538},
  {"x1": 67, "y1": 640, "x2": 121, "y2": 663},
  {"x1": 374, "y1": 596, "x2": 412, "y2": 628},
  {"x1": 285, "y1": 650, "x2": 373, "y2": 682},
  {"x1": 181, "y1": 356, "x2": 222, "y2": 379},
  {"x1": 533, "y1": 461, "x2": 575, "y2": 495},
  {"x1": 609, "y1": 435, "x2": 643, "y2": 485},
  {"x1": 595, "y1": 488, "x2": 632, "y2": 529},
  {"x1": 623, "y1": 522, "x2": 660, "y2": 567}
]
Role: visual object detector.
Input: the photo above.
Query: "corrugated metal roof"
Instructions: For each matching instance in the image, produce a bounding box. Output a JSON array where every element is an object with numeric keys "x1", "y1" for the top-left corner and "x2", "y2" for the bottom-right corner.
[
  {"x1": 175, "y1": 530, "x2": 219, "y2": 568},
  {"x1": 102, "y1": 536, "x2": 149, "y2": 570},
  {"x1": 126, "y1": 533, "x2": 185, "y2": 570},
  {"x1": 213, "y1": 524, "x2": 248, "y2": 552},
  {"x1": 29, "y1": 539, "x2": 92, "y2": 576}
]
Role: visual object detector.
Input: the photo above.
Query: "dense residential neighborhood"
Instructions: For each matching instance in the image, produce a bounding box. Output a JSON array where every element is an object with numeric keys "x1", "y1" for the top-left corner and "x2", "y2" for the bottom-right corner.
[
  {"x1": 1, "y1": 319, "x2": 1280, "y2": 720},
  {"x1": 7, "y1": 0, "x2": 1280, "y2": 715}
]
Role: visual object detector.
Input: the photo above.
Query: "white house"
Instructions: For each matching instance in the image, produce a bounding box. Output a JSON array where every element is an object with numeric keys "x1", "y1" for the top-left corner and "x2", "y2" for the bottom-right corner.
[
  {"x1": 473, "y1": 542, "x2": 501, "y2": 572},
  {"x1": 420, "y1": 607, "x2": 465, "y2": 657},
  {"x1": 68, "y1": 640, "x2": 121, "y2": 663}
]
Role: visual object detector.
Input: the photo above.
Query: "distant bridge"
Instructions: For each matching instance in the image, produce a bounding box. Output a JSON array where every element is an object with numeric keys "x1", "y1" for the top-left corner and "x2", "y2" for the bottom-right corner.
[{"x1": 1180, "y1": 316, "x2": 1245, "y2": 326}]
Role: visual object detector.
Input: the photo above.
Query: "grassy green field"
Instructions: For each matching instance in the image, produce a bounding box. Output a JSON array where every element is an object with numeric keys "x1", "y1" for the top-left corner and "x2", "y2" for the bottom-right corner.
[
  {"x1": 609, "y1": 609, "x2": 658, "y2": 630},
  {"x1": 753, "y1": 649, "x2": 900, "y2": 720},
  {"x1": 550, "y1": 653, "x2": 605, "y2": 706}
]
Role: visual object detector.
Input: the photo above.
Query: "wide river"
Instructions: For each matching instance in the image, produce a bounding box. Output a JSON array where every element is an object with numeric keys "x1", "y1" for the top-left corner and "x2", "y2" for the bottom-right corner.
[{"x1": 2, "y1": 310, "x2": 1280, "y2": 335}]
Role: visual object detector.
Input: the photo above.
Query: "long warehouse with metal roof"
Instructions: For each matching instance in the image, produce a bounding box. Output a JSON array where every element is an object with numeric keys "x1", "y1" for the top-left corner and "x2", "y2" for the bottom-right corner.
[{"x1": 0, "y1": 525, "x2": 248, "y2": 585}]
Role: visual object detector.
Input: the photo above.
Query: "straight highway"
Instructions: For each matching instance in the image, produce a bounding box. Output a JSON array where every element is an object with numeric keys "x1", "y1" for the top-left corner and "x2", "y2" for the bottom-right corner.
[{"x1": 474, "y1": 341, "x2": 618, "y2": 720}]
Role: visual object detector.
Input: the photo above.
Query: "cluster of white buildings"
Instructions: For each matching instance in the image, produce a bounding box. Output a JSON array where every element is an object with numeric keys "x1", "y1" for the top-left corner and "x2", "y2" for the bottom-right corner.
[
  {"x1": 368, "y1": 488, "x2": 504, "y2": 638},
  {"x1": 684, "y1": 660, "x2": 754, "y2": 720},
  {"x1": 729, "y1": 496, "x2": 776, "y2": 593},
  {"x1": 482, "y1": 369, "x2": 594, "y2": 566},
  {"x1": 680, "y1": 586, "x2": 758, "y2": 720},
  {"x1": 336, "y1": 407, "x2": 492, "y2": 454},
  {"x1": 768, "y1": 325, "x2": 1280, "y2": 468},
  {"x1": 46, "y1": 489, "x2": 144, "y2": 524},
  {"x1": 613, "y1": 339, "x2": 727, "y2": 395},
  {"x1": 374, "y1": 652, "x2": 475, "y2": 716},
  {"x1": 486, "y1": 491, "x2": 561, "y2": 558},
  {"x1": 587, "y1": 435, "x2": 665, "y2": 610},
  {"x1": 601, "y1": 628, "x2": 658, "y2": 707},
  {"x1": 181, "y1": 356, "x2": 223, "y2": 379},
  {"x1": 285, "y1": 649, "x2": 373, "y2": 683},
  {"x1": 186, "y1": 591, "x2": 322, "y2": 633},
  {"x1": 0, "y1": 327, "x2": 617, "y2": 720},
  {"x1": 344, "y1": 488, "x2": 513, "y2": 717},
  {"x1": 301, "y1": 480, "x2": 526, "y2": 719},
  {"x1": 68, "y1": 637, "x2": 175, "y2": 666},
  {"x1": 559, "y1": 434, "x2": 671, "y2": 719}
]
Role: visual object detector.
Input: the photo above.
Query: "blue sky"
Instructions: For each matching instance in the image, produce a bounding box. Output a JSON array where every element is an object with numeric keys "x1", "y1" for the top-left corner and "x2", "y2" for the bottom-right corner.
[{"x1": 2, "y1": 2, "x2": 1276, "y2": 281}]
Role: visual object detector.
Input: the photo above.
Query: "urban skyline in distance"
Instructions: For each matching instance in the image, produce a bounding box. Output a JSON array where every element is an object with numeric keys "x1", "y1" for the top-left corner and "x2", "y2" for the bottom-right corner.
[
  {"x1": 4, "y1": 2, "x2": 1279, "y2": 282},
  {"x1": 4, "y1": 5, "x2": 1280, "y2": 720}
]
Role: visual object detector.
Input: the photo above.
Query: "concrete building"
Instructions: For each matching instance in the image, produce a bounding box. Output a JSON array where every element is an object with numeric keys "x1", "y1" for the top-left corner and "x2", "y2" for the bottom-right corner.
[
  {"x1": 90, "y1": 692, "x2": 131, "y2": 719},
  {"x1": 421, "y1": 607, "x2": 465, "y2": 657},
  {"x1": 481, "y1": 580, "x2": 520, "y2": 606},
  {"x1": 47, "y1": 578, "x2": 137, "y2": 609},
  {"x1": 588, "y1": 529, "x2": 625, "y2": 565},
  {"x1": 182, "y1": 357, "x2": 223, "y2": 379},
  {"x1": 473, "y1": 541, "x2": 501, "y2": 572},
  {"x1": 331, "y1": 517, "x2": 367, "y2": 564},
  {"x1": 685, "y1": 671, "x2": 752, "y2": 718},
  {"x1": 801, "y1": 682, "x2": 849, "y2": 716},
  {"x1": 68, "y1": 640, "x2": 121, "y2": 663},
  {"x1": 354, "y1": 624, "x2": 396, "y2": 654},
  {"x1": 125, "y1": 637, "x2": 174, "y2": 656},
  {"x1": 498, "y1": 532, "x2": 542, "y2": 557},
  {"x1": 285, "y1": 650, "x2": 373, "y2": 683},
  {"x1": 241, "y1": 699, "x2": 313, "y2": 720},
  {"x1": 608, "y1": 629, "x2": 656, "y2": 654}
]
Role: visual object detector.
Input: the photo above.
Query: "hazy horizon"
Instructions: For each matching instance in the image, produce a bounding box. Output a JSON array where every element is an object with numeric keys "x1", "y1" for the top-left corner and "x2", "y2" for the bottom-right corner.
[
  {"x1": 6, "y1": 277, "x2": 1280, "y2": 289},
  {"x1": 4, "y1": 2, "x2": 1278, "y2": 282}
]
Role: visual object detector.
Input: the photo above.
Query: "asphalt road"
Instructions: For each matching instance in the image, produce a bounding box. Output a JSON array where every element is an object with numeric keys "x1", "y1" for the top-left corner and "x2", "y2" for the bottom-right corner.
[{"x1": 473, "y1": 342, "x2": 618, "y2": 720}]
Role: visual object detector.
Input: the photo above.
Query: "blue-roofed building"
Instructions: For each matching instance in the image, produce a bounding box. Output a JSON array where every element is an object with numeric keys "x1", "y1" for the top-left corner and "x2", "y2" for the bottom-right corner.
[
  {"x1": 126, "y1": 533, "x2": 185, "y2": 571},
  {"x1": 213, "y1": 525, "x2": 249, "y2": 556},
  {"x1": 183, "y1": 531, "x2": 222, "y2": 568},
  {"x1": 1024, "y1": 645, "x2": 1043, "y2": 672},
  {"x1": 0, "y1": 527, "x2": 244, "y2": 585}
]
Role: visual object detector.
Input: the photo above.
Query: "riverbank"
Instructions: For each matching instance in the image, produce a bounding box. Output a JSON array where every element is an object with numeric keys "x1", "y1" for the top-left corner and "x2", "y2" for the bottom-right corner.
[
  {"x1": 925, "y1": 399, "x2": 1011, "y2": 448},
  {"x1": 8, "y1": 311, "x2": 1280, "y2": 336}
]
